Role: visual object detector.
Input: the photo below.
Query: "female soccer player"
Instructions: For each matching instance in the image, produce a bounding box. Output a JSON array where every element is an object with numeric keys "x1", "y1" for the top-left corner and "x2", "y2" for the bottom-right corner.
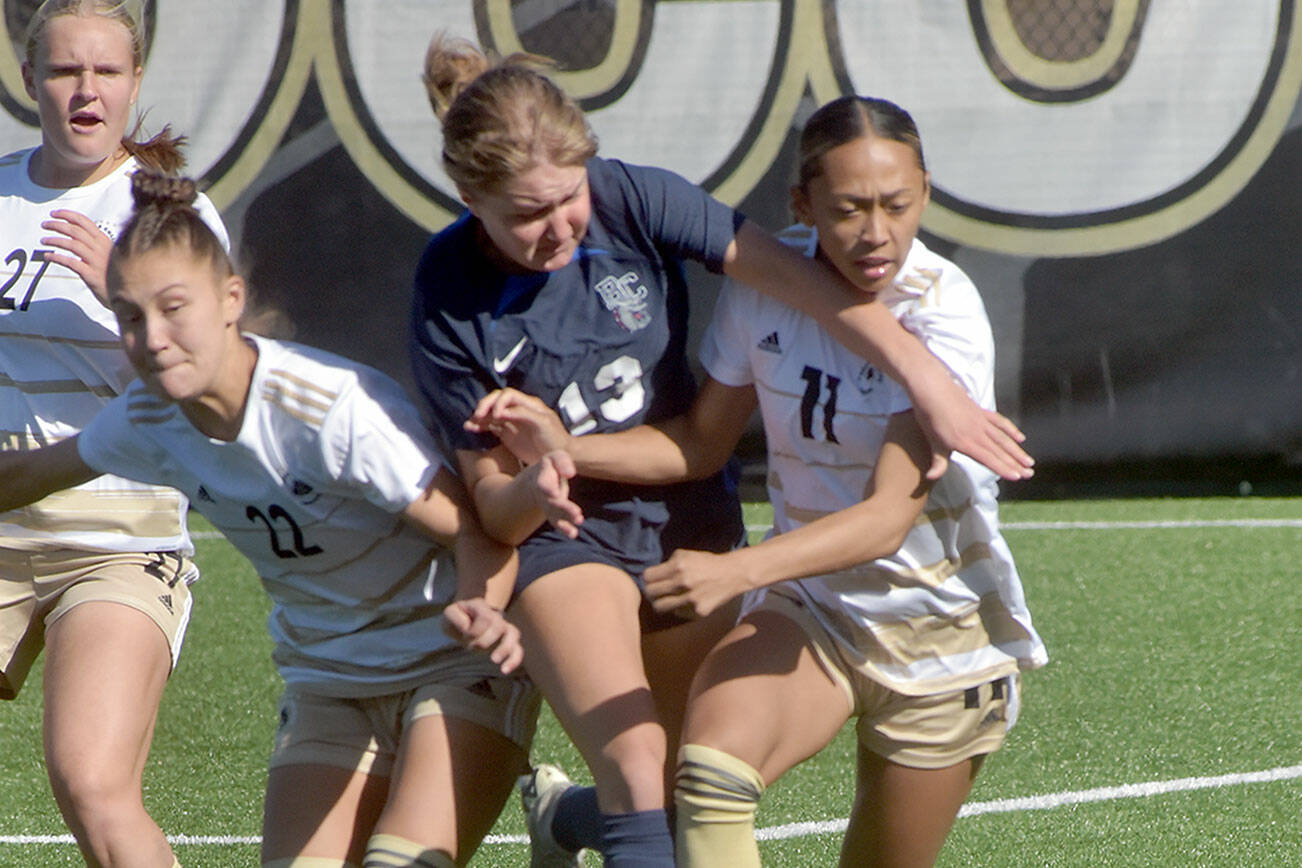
[
  {"x1": 0, "y1": 2, "x2": 227, "y2": 864},
  {"x1": 0, "y1": 170, "x2": 536, "y2": 868},
  {"x1": 471, "y1": 95, "x2": 1049, "y2": 867},
  {"x1": 412, "y1": 36, "x2": 1034, "y2": 867}
]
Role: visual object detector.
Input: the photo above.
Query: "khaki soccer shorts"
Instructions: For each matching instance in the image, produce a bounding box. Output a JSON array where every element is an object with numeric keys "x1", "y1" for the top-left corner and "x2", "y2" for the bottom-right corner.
[
  {"x1": 270, "y1": 669, "x2": 541, "y2": 778},
  {"x1": 0, "y1": 548, "x2": 196, "y2": 699},
  {"x1": 749, "y1": 586, "x2": 1020, "y2": 769}
]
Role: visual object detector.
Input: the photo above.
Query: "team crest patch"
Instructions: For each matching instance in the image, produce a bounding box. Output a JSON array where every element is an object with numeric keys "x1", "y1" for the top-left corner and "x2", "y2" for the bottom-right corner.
[
  {"x1": 594, "y1": 271, "x2": 651, "y2": 332},
  {"x1": 284, "y1": 476, "x2": 316, "y2": 501},
  {"x1": 855, "y1": 362, "x2": 884, "y2": 394}
]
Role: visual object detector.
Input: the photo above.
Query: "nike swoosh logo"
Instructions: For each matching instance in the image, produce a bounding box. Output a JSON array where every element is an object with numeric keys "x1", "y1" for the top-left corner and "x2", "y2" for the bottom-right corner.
[{"x1": 492, "y1": 336, "x2": 528, "y2": 373}]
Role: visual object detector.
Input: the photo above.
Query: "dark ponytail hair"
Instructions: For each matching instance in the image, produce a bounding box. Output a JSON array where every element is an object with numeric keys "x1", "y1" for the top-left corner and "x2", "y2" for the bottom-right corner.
[
  {"x1": 108, "y1": 169, "x2": 293, "y2": 337},
  {"x1": 796, "y1": 96, "x2": 926, "y2": 191},
  {"x1": 110, "y1": 169, "x2": 230, "y2": 275}
]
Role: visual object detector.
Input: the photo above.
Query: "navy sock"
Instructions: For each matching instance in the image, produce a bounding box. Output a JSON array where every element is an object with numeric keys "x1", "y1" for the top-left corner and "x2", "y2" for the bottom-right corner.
[
  {"x1": 550, "y1": 784, "x2": 603, "y2": 852},
  {"x1": 600, "y1": 809, "x2": 675, "y2": 867}
]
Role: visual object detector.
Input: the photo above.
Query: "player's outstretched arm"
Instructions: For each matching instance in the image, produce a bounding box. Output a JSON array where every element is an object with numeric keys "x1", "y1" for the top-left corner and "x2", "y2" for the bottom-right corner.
[
  {"x1": 722, "y1": 220, "x2": 1033, "y2": 481},
  {"x1": 466, "y1": 379, "x2": 757, "y2": 485},
  {"x1": 645, "y1": 410, "x2": 933, "y2": 619},
  {"x1": 0, "y1": 437, "x2": 100, "y2": 513}
]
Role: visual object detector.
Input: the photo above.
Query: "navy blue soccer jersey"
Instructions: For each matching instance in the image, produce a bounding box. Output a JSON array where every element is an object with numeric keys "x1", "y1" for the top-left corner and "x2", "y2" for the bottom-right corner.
[{"x1": 410, "y1": 157, "x2": 743, "y2": 584}]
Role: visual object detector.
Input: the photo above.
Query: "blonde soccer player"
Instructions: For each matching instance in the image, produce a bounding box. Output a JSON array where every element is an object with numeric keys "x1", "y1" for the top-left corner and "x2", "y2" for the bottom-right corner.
[
  {"x1": 0, "y1": 169, "x2": 538, "y2": 868},
  {"x1": 469, "y1": 95, "x2": 1048, "y2": 867},
  {"x1": 412, "y1": 35, "x2": 1033, "y2": 868},
  {"x1": 0, "y1": 3, "x2": 228, "y2": 864}
]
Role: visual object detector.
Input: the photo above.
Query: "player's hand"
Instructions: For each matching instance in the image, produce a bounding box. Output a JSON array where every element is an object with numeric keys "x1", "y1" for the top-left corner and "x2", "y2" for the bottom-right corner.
[
  {"x1": 518, "y1": 450, "x2": 584, "y2": 538},
  {"x1": 645, "y1": 549, "x2": 748, "y2": 619},
  {"x1": 910, "y1": 376, "x2": 1033, "y2": 481},
  {"x1": 41, "y1": 209, "x2": 114, "y2": 307},
  {"x1": 465, "y1": 388, "x2": 572, "y2": 465},
  {"x1": 442, "y1": 597, "x2": 524, "y2": 674}
]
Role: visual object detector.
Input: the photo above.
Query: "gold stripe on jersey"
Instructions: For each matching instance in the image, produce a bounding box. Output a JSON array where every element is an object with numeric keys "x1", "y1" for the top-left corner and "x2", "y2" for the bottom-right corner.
[
  {"x1": 261, "y1": 371, "x2": 339, "y2": 428},
  {"x1": 897, "y1": 267, "x2": 943, "y2": 305},
  {"x1": 822, "y1": 592, "x2": 1028, "y2": 689},
  {"x1": 269, "y1": 368, "x2": 339, "y2": 404},
  {"x1": 770, "y1": 447, "x2": 879, "y2": 472},
  {"x1": 916, "y1": 499, "x2": 981, "y2": 527},
  {"x1": 0, "y1": 373, "x2": 117, "y2": 397},
  {"x1": 4, "y1": 487, "x2": 187, "y2": 539}
]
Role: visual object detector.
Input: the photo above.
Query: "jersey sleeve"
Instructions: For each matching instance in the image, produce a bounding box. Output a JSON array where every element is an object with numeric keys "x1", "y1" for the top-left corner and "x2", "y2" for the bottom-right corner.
[
  {"x1": 321, "y1": 368, "x2": 448, "y2": 513},
  {"x1": 890, "y1": 268, "x2": 997, "y2": 410},
  {"x1": 600, "y1": 159, "x2": 743, "y2": 272},
  {"x1": 698, "y1": 278, "x2": 757, "y2": 388},
  {"x1": 76, "y1": 391, "x2": 169, "y2": 485},
  {"x1": 408, "y1": 238, "x2": 499, "y2": 456}
]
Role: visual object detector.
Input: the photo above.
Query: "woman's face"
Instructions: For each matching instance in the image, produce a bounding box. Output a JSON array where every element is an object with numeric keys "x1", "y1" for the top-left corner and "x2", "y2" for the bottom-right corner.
[
  {"x1": 792, "y1": 134, "x2": 930, "y2": 295},
  {"x1": 462, "y1": 161, "x2": 592, "y2": 273},
  {"x1": 109, "y1": 246, "x2": 245, "y2": 405},
  {"x1": 23, "y1": 13, "x2": 141, "y2": 186}
]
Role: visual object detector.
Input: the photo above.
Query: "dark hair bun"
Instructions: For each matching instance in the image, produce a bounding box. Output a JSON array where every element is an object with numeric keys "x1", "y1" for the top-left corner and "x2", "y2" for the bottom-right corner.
[{"x1": 129, "y1": 169, "x2": 197, "y2": 211}]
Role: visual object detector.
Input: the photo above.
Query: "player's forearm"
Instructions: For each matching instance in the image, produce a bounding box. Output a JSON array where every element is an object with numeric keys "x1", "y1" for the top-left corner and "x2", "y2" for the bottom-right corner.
[
  {"x1": 0, "y1": 437, "x2": 98, "y2": 513},
  {"x1": 470, "y1": 471, "x2": 549, "y2": 545},
  {"x1": 453, "y1": 528, "x2": 518, "y2": 610},
  {"x1": 727, "y1": 496, "x2": 919, "y2": 592},
  {"x1": 567, "y1": 418, "x2": 726, "y2": 484}
]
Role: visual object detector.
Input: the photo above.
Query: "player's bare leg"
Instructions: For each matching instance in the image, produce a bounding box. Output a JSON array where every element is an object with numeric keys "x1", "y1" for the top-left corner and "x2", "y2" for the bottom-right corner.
[
  {"x1": 373, "y1": 713, "x2": 526, "y2": 865},
  {"x1": 262, "y1": 762, "x2": 387, "y2": 864},
  {"x1": 839, "y1": 749, "x2": 983, "y2": 868},
  {"x1": 682, "y1": 609, "x2": 850, "y2": 782},
  {"x1": 43, "y1": 601, "x2": 176, "y2": 868},
  {"x1": 510, "y1": 563, "x2": 665, "y2": 815},
  {"x1": 639, "y1": 597, "x2": 740, "y2": 793},
  {"x1": 674, "y1": 610, "x2": 852, "y2": 867}
]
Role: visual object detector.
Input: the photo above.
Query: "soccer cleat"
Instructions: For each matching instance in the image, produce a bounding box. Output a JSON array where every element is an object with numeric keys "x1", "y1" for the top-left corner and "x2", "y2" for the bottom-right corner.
[{"x1": 519, "y1": 763, "x2": 584, "y2": 868}]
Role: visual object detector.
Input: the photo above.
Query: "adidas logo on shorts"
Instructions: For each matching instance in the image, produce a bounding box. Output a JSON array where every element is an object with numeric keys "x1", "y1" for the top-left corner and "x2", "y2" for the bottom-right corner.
[
  {"x1": 158, "y1": 594, "x2": 173, "y2": 614},
  {"x1": 758, "y1": 331, "x2": 781, "y2": 353}
]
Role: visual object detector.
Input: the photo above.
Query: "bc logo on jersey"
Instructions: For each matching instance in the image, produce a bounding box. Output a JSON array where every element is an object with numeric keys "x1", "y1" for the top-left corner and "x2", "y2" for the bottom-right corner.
[{"x1": 594, "y1": 271, "x2": 651, "y2": 332}]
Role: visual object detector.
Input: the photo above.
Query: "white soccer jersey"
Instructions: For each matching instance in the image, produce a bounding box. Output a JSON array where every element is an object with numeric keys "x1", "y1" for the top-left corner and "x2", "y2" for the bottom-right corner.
[
  {"x1": 79, "y1": 336, "x2": 468, "y2": 696},
  {"x1": 0, "y1": 149, "x2": 229, "y2": 554},
  {"x1": 701, "y1": 229, "x2": 1047, "y2": 696}
]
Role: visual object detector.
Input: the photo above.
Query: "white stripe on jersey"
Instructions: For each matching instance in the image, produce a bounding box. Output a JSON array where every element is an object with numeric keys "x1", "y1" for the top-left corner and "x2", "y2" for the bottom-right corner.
[{"x1": 703, "y1": 232, "x2": 1046, "y2": 695}]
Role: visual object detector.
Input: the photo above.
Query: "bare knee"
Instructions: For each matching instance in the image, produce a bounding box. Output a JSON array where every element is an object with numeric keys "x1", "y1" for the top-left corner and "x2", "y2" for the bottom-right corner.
[
  {"x1": 592, "y1": 723, "x2": 668, "y2": 811},
  {"x1": 48, "y1": 750, "x2": 144, "y2": 835}
]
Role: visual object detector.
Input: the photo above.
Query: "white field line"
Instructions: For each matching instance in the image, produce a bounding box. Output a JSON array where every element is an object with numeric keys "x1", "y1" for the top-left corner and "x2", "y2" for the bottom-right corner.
[
  {"x1": 753, "y1": 763, "x2": 1302, "y2": 842},
  {"x1": 1000, "y1": 518, "x2": 1302, "y2": 530},
  {"x1": 4, "y1": 764, "x2": 1299, "y2": 848}
]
